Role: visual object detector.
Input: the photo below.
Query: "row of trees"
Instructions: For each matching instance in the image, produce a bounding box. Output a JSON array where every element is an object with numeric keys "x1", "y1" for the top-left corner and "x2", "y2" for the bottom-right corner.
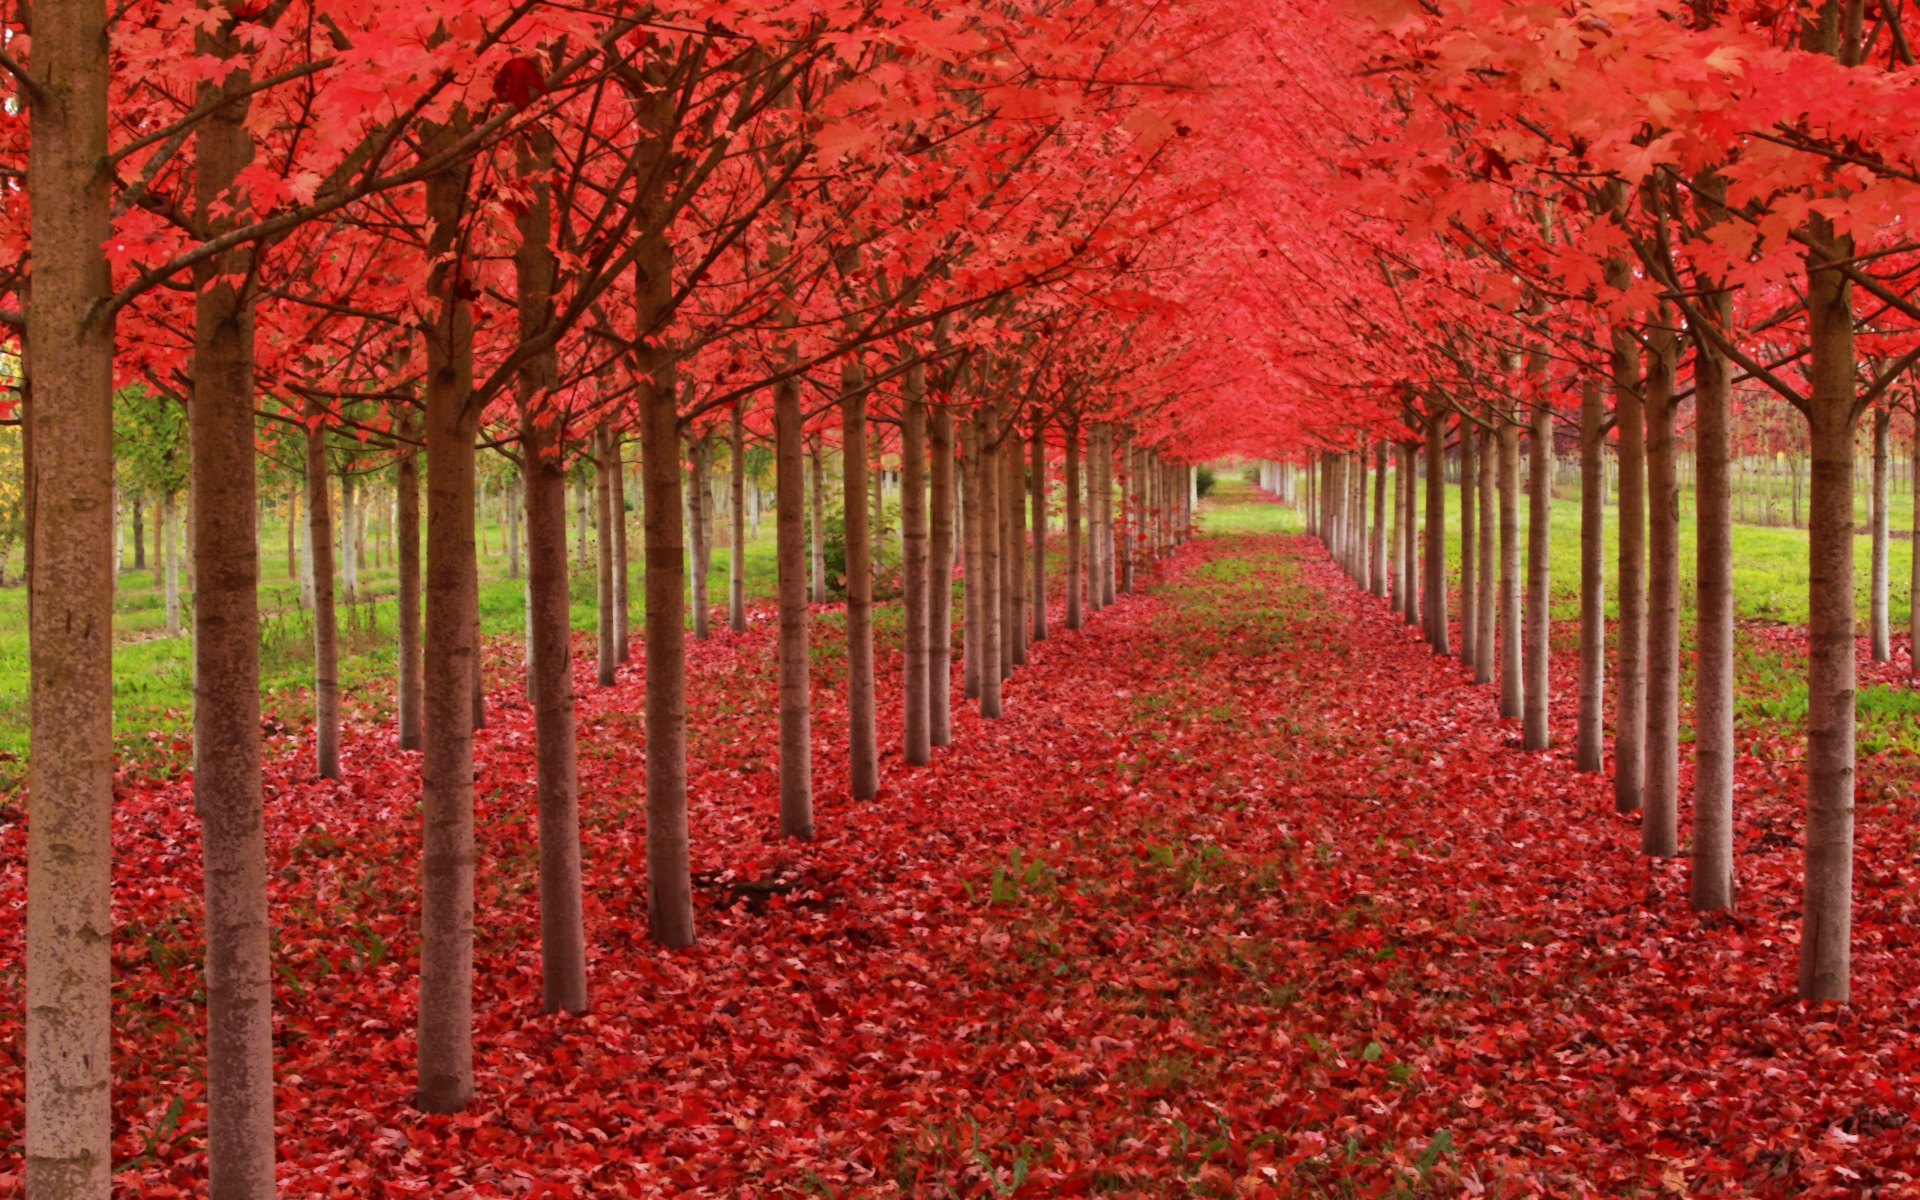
[
  {"x1": 8, "y1": 0, "x2": 1240, "y2": 1192},
  {"x1": 1222, "y1": 0, "x2": 1920, "y2": 1017}
]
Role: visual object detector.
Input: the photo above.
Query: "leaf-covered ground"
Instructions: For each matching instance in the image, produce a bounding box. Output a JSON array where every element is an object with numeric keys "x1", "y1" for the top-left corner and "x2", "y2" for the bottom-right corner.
[{"x1": 5, "y1": 498, "x2": 1919, "y2": 1197}]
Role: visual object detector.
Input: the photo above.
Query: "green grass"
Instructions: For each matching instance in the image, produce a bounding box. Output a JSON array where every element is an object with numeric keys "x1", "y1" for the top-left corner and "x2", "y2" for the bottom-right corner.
[{"x1": 0, "y1": 504, "x2": 787, "y2": 787}]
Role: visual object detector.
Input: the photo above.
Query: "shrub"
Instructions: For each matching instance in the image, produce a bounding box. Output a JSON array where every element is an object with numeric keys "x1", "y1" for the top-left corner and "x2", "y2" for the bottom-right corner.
[{"x1": 1196, "y1": 465, "x2": 1218, "y2": 498}]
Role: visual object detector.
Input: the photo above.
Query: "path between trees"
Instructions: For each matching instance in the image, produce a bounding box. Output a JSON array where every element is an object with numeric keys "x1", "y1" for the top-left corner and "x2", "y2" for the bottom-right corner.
[{"x1": 3, "y1": 509, "x2": 1912, "y2": 1196}]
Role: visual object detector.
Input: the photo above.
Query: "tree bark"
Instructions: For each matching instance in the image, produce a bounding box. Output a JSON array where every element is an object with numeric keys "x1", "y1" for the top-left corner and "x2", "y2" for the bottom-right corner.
[
  {"x1": 1372, "y1": 441, "x2": 1389, "y2": 598},
  {"x1": 687, "y1": 436, "x2": 711, "y2": 640},
  {"x1": 1642, "y1": 321, "x2": 1681, "y2": 856},
  {"x1": 843, "y1": 377, "x2": 879, "y2": 798},
  {"x1": 1911, "y1": 414, "x2": 1919, "y2": 677},
  {"x1": 1524, "y1": 399, "x2": 1554, "y2": 751},
  {"x1": 163, "y1": 489, "x2": 182, "y2": 638},
  {"x1": 1458, "y1": 424, "x2": 1476, "y2": 666},
  {"x1": 306, "y1": 408, "x2": 340, "y2": 780},
  {"x1": 961, "y1": 416, "x2": 982, "y2": 700},
  {"x1": 1119, "y1": 436, "x2": 1136, "y2": 596},
  {"x1": 928, "y1": 405, "x2": 956, "y2": 747},
  {"x1": 1871, "y1": 405, "x2": 1890, "y2": 661},
  {"x1": 1612, "y1": 315, "x2": 1648, "y2": 815},
  {"x1": 595, "y1": 425, "x2": 617, "y2": 688},
  {"x1": 1577, "y1": 382, "x2": 1606, "y2": 774},
  {"x1": 1392, "y1": 442, "x2": 1409, "y2": 619},
  {"x1": 187, "y1": 39, "x2": 276, "y2": 1191},
  {"x1": 1066, "y1": 422, "x2": 1083, "y2": 629},
  {"x1": 612, "y1": 442, "x2": 630, "y2": 663},
  {"x1": 809, "y1": 441, "x2": 826, "y2": 605},
  {"x1": 729, "y1": 401, "x2": 748, "y2": 633},
  {"x1": 416, "y1": 131, "x2": 480, "y2": 1114},
  {"x1": 902, "y1": 372, "x2": 931, "y2": 766},
  {"x1": 1475, "y1": 412, "x2": 1496, "y2": 686},
  {"x1": 1030, "y1": 422, "x2": 1047, "y2": 643},
  {"x1": 976, "y1": 409, "x2": 1003, "y2": 717},
  {"x1": 23, "y1": 0, "x2": 116, "y2": 1183},
  {"x1": 398, "y1": 413, "x2": 423, "y2": 752},
  {"x1": 774, "y1": 377, "x2": 813, "y2": 838},
  {"x1": 1497, "y1": 405, "x2": 1521, "y2": 715},
  {"x1": 1691, "y1": 304, "x2": 1736, "y2": 910},
  {"x1": 1800, "y1": 222, "x2": 1858, "y2": 1002},
  {"x1": 1000, "y1": 417, "x2": 1021, "y2": 672},
  {"x1": 1424, "y1": 412, "x2": 1450, "y2": 655}
]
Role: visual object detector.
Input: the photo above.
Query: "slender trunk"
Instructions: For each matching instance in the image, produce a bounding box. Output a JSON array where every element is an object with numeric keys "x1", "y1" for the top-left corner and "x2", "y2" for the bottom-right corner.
[
  {"x1": 1008, "y1": 416, "x2": 1028, "y2": 666},
  {"x1": 1692, "y1": 303, "x2": 1736, "y2": 910},
  {"x1": 977, "y1": 409, "x2": 1003, "y2": 718},
  {"x1": 305, "y1": 415, "x2": 339, "y2": 780},
  {"x1": 998, "y1": 421, "x2": 1017, "y2": 678},
  {"x1": 961, "y1": 416, "x2": 982, "y2": 701},
  {"x1": 1399, "y1": 442, "x2": 1418, "y2": 627},
  {"x1": 187, "y1": 49, "x2": 275, "y2": 1188},
  {"x1": 1030, "y1": 423, "x2": 1047, "y2": 643},
  {"x1": 134, "y1": 491, "x2": 148, "y2": 570},
  {"x1": 1643, "y1": 321, "x2": 1681, "y2": 856},
  {"x1": 1498, "y1": 407, "x2": 1521, "y2": 715},
  {"x1": 928, "y1": 406, "x2": 956, "y2": 747},
  {"x1": 398, "y1": 419, "x2": 423, "y2": 752},
  {"x1": 595, "y1": 426, "x2": 616, "y2": 686},
  {"x1": 1372, "y1": 442, "x2": 1389, "y2": 598},
  {"x1": 1871, "y1": 405, "x2": 1890, "y2": 660},
  {"x1": 612, "y1": 445, "x2": 630, "y2": 663},
  {"x1": 164, "y1": 490, "x2": 182, "y2": 637},
  {"x1": 519, "y1": 396, "x2": 586, "y2": 1015},
  {"x1": 729, "y1": 401, "x2": 748, "y2": 633},
  {"x1": 1911, "y1": 415, "x2": 1920, "y2": 676},
  {"x1": 1099, "y1": 426, "x2": 1117, "y2": 607},
  {"x1": 341, "y1": 472, "x2": 358, "y2": 603},
  {"x1": 1577, "y1": 382, "x2": 1606, "y2": 774},
  {"x1": 688, "y1": 437, "x2": 710, "y2": 640},
  {"x1": 902, "y1": 374, "x2": 930, "y2": 766},
  {"x1": 1613, "y1": 315, "x2": 1648, "y2": 815},
  {"x1": 1066, "y1": 422, "x2": 1083, "y2": 629},
  {"x1": 1476, "y1": 416, "x2": 1496, "y2": 685},
  {"x1": 416, "y1": 133, "x2": 480, "y2": 1114},
  {"x1": 1424, "y1": 412, "x2": 1449, "y2": 655},
  {"x1": 809, "y1": 442, "x2": 826, "y2": 605},
  {"x1": 154, "y1": 496, "x2": 166, "y2": 589},
  {"x1": 1458, "y1": 425, "x2": 1476, "y2": 665},
  {"x1": 1119, "y1": 437, "x2": 1135, "y2": 596},
  {"x1": 1524, "y1": 399, "x2": 1554, "y2": 750},
  {"x1": 1800, "y1": 221, "x2": 1858, "y2": 1003},
  {"x1": 843, "y1": 379, "x2": 878, "y2": 798},
  {"x1": 774, "y1": 378, "x2": 813, "y2": 837},
  {"x1": 506, "y1": 471, "x2": 520, "y2": 580},
  {"x1": 1390, "y1": 444, "x2": 1407, "y2": 617}
]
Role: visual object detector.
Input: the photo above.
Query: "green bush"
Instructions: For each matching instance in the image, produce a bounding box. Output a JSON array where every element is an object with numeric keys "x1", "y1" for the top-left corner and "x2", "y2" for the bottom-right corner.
[
  {"x1": 1196, "y1": 466, "x2": 1218, "y2": 498},
  {"x1": 822, "y1": 494, "x2": 903, "y2": 600}
]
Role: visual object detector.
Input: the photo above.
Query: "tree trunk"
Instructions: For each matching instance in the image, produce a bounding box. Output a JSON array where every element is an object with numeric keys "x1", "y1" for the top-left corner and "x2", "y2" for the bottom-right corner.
[
  {"x1": 305, "y1": 413, "x2": 340, "y2": 780},
  {"x1": 1458, "y1": 424, "x2": 1477, "y2": 666},
  {"x1": 729, "y1": 401, "x2": 748, "y2": 633},
  {"x1": 774, "y1": 377, "x2": 813, "y2": 837},
  {"x1": 928, "y1": 405, "x2": 956, "y2": 747},
  {"x1": 1030, "y1": 423, "x2": 1047, "y2": 643},
  {"x1": 185, "y1": 47, "x2": 276, "y2": 1190},
  {"x1": 998, "y1": 421, "x2": 1017, "y2": 678},
  {"x1": 517, "y1": 380, "x2": 587, "y2": 1015},
  {"x1": 1612, "y1": 317, "x2": 1648, "y2": 815},
  {"x1": 612, "y1": 447, "x2": 631, "y2": 662},
  {"x1": 1424, "y1": 411, "x2": 1449, "y2": 655},
  {"x1": 1643, "y1": 321, "x2": 1681, "y2": 855},
  {"x1": 809, "y1": 441, "x2": 826, "y2": 605},
  {"x1": 1524, "y1": 399, "x2": 1553, "y2": 751},
  {"x1": 398, "y1": 418, "x2": 423, "y2": 752},
  {"x1": 976, "y1": 409, "x2": 1003, "y2": 717},
  {"x1": 1391, "y1": 443, "x2": 1408, "y2": 618},
  {"x1": 134, "y1": 490, "x2": 148, "y2": 570},
  {"x1": 1800, "y1": 224, "x2": 1858, "y2": 1003},
  {"x1": 1691, "y1": 306, "x2": 1736, "y2": 910},
  {"x1": 416, "y1": 134, "x2": 480, "y2": 1114},
  {"x1": 961, "y1": 416, "x2": 982, "y2": 700},
  {"x1": 595, "y1": 426, "x2": 617, "y2": 687},
  {"x1": 1008, "y1": 416, "x2": 1028, "y2": 666},
  {"x1": 1910, "y1": 414, "x2": 1919, "y2": 677},
  {"x1": 1476, "y1": 412, "x2": 1496, "y2": 686},
  {"x1": 843, "y1": 379, "x2": 878, "y2": 798},
  {"x1": 687, "y1": 437, "x2": 711, "y2": 640},
  {"x1": 1372, "y1": 442, "x2": 1389, "y2": 598},
  {"x1": 23, "y1": 0, "x2": 116, "y2": 1182},
  {"x1": 902, "y1": 373, "x2": 930, "y2": 766},
  {"x1": 1497, "y1": 407, "x2": 1521, "y2": 714},
  {"x1": 1577, "y1": 382, "x2": 1606, "y2": 774},
  {"x1": 506, "y1": 471, "x2": 521, "y2": 580},
  {"x1": 341, "y1": 471, "x2": 359, "y2": 603},
  {"x1": 1871, "y1": 405, "x2": 1890, "y2": 661},
  {"x1": 1119, "y1": 436, "x2": 1135, "y2": 596},
  {"x1": 163, "y1": 490, "x2": 182, "y2": 637},
  {"x1": 1066, "y1": 422, "x2": 1083, "y2": 629}
]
